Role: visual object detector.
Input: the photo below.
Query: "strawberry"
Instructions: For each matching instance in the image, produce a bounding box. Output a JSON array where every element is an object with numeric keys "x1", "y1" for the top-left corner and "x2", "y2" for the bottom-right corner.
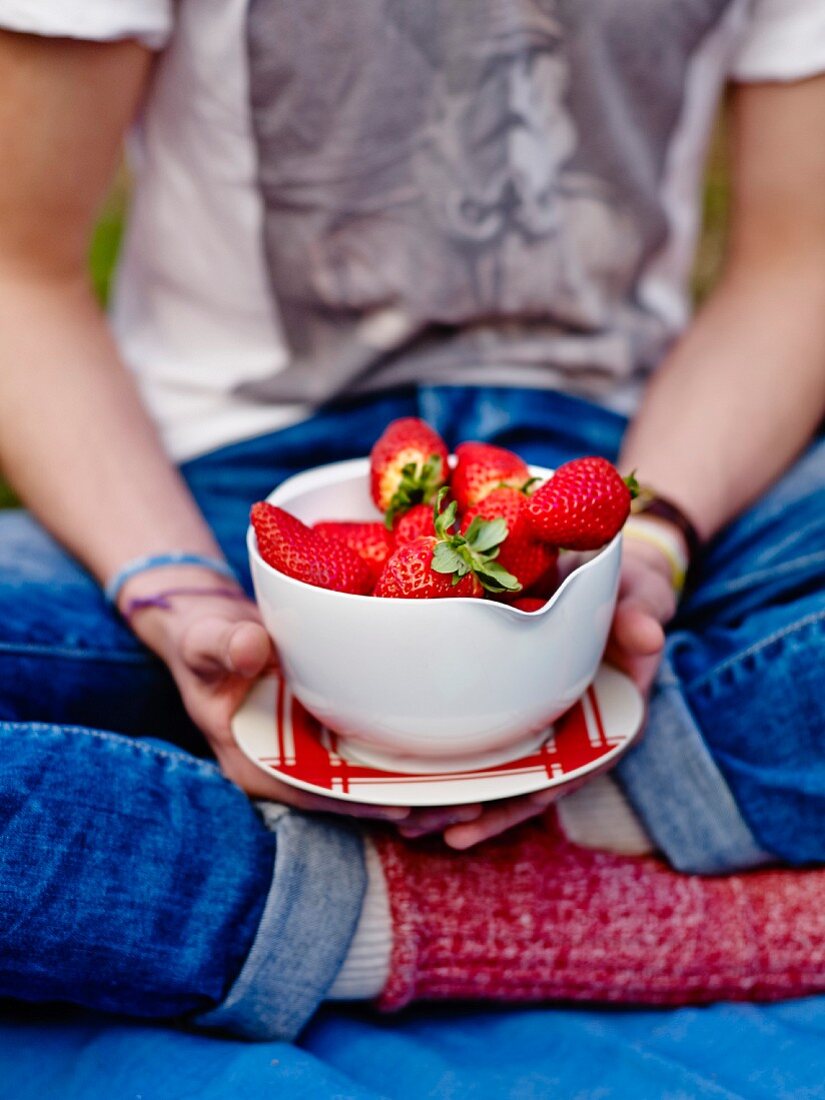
[
  {"x1": 251, "y1": 503, "x2": 373, "y2": 595},
  {"x1": 313, "y1": 521, "x2": 395, "y2": 585},
  {"x1": 525, "y1": 456, "x2": 637, "y2": 550},
  {"x1": 461, "y1": 487, "x2": 557, "y2": 593},
  {"x1": 392, "y1": 502, "x2": 437, "y2": 546},
  {"x1": 525, "y1": 557, "x2": 560, "y2": 600},
  {"x1": 510, "y1": 596, "x2": 549, "y2": 613},
  {"x1": 451, "y1": 441, "x2": 531, "y2": 512},
  {"x1": 374, "y1": 491, "x2": 521, "y2": 599},
  {"x1": 374, "y1": 539, "x2": 484, "y2": 600},
  {"x1": 370, "y1": 417, "x2": 449, "y2": 527}
]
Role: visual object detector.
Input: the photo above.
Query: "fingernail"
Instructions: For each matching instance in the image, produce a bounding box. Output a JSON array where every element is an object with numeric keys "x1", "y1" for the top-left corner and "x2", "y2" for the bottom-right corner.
[
  {"x1": 451, "y1": 806, "x2": 483, "y2": 824},
  {"x1": 444, "y1": 831, "x2": 474, "y2": 850},
  {"x1": 384, "y1": 807, "x2": 411, "y2": 821}
]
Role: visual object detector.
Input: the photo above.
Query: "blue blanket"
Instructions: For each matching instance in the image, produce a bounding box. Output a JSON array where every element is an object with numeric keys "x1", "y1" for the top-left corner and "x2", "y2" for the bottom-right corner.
[{"x1": 2, "y1": 999, "x2": 824, "y2": 1098}]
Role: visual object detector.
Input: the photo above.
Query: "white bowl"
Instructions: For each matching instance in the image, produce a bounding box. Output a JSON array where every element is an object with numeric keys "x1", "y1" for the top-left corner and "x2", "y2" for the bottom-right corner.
[{"x1": 247, "y1": 458, "x2": 622, "y2": 773}]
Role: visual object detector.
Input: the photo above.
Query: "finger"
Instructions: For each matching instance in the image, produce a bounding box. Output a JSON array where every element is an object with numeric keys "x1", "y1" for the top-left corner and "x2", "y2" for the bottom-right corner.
[
  {"x1": 397, "y1": 804, "x2": 484, "y2": 837},
  {"x1": 603, "y1": 638, "x2": 662, "y2": 695},
  {"x1": 216, "y1": 747, "x2": 412, "y2": 820},
  {"x1": 443, "y1": 797, "x2": 549, "y2": 850},
  {"x1": 243, "y1": 776, "x2": 411, "y2": 820},
  {"x1": 244, "y1": 774, "x2": 412, "y2": 821},
  {"x1": 180, "y1": 616, "x2": 240, "y2": 675},
  {"x1": 299, "y1": 795, "x2": 412, "y2": 822},
  {"x1": 182, "y1": 616, "x2": 272, "y2": 678},
  {"x1": 612, "y1": 600, "x2": 665, "y2": 656},
  {"x1": 226, "y1": 621, "x2": 275, "y2": 679},
  {"x1": 619, "y1": 562, "x2": 677, "y2": 624}
]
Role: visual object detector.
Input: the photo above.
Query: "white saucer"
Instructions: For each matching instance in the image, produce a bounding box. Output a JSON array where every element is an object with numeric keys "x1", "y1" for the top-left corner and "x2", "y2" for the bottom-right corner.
[{"x1": 232, "y1": 664, "x2": 645, "y2": 808}]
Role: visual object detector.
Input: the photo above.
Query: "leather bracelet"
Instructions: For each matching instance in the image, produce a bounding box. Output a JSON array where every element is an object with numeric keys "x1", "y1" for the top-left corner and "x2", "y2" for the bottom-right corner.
[{"x1": 631, "y1": 490, "x2": 703, "y2": 569}]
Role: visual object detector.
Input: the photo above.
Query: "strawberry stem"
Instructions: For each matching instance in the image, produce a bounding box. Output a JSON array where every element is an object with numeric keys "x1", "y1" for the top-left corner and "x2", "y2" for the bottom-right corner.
[
  {"x1": 384, "y1": 454, "x2": 445, "y2": 529},
  {"x1": 430, "y1": 490, "x2": 521, "y2": 594}
]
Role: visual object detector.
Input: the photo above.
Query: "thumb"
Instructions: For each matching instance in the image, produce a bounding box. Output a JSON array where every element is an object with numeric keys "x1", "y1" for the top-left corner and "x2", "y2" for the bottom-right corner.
[
  {"x1": 226, "y1": 620, "x2": 276, "y2": 678},
  {"x1": 181, "y1": 616, "x2": 275, "y2": 679}
]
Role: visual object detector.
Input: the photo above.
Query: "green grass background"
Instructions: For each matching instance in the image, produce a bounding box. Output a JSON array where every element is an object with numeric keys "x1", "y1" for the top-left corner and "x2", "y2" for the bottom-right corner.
[{"x1": 0, "y1": 127, "x2": 729, "y2": 510}]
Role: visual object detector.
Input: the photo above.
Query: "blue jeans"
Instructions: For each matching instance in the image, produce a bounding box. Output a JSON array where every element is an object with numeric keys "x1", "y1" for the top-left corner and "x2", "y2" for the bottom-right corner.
[{"x1": 0, "y1": 386, "x2": 823, "y2": 1036}]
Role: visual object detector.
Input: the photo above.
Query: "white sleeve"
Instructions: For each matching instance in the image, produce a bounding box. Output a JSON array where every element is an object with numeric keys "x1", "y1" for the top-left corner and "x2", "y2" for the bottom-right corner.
[
  {"x1": 730, "y1": 0, "x2": 825, "y2": 82},
  {"x1": 0, "y1": 0, "x2": 173, "y2": 50}
]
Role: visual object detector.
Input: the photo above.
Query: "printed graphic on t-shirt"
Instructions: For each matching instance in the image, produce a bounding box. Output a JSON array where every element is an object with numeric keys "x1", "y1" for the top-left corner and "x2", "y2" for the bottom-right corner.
[{"x1": 238, "y1": 0, "x2": 732, "y2": 405}]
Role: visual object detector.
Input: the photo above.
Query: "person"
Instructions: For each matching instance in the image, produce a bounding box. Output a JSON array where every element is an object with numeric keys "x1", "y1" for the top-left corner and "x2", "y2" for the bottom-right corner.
[{"x1": 0, "y1": 0, "x2": 824, "y2": 1041}]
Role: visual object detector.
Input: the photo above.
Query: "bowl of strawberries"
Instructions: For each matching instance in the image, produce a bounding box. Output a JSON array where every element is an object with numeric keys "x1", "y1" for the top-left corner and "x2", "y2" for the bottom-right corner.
[{"x1": 247, "y1": 419, "x2": 635, "y2": 773}]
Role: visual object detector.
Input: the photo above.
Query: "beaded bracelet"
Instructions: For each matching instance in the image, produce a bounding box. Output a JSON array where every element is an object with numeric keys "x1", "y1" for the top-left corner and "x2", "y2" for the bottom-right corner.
[{"x1": 104, "y1": 552, "x2": 239, "y2": 605}]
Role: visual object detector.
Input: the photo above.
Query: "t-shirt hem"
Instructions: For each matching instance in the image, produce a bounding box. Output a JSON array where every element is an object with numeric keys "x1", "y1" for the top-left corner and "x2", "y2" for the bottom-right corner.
[
  {"x1": 0, "y1": 0, "x2": 173, "y2": 49},
  {"x1": 730, "y1": 5, "x2": 825, "y2": 84},
  {"x1": 165, "y1": 371, "x2": 645, "y2": 465}
]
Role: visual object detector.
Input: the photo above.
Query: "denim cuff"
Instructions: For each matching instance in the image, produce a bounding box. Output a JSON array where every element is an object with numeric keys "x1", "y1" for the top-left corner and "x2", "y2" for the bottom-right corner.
[
  {"x1": 616, "y1": 655, "x2": 774, "y2": 875},
  {"x1": 194, "y1": 806, "x2": 367, "y2": 1041}
]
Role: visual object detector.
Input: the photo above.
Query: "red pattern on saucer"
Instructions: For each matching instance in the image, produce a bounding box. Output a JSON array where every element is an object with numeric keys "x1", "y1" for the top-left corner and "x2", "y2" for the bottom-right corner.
[{"x1": 233, "y1": 665, "x2": 644, "y2": 807}]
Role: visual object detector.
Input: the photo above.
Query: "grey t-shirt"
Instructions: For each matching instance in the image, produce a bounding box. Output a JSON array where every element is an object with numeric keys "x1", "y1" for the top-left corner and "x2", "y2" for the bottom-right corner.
[
  {"x1": 243, "y1": 0, "x2": 697, "y2": 407},
  {"x1": 4, "y1": 0, "x2": 825, "y2": 458}
]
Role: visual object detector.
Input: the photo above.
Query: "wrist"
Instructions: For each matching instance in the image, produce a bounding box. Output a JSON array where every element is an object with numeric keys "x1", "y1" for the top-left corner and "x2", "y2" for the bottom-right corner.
[
  {"x1": 630, "y1": 489, "x2": 702, "y2": 562},
  {"x1": 104, "y1": 551, "x2": 238, "y2": 605},
  {"x1": 625, "y1": 487, "x2": 704, "y2": 597},
  {"x1": 118, "y1": 566, "x2": 248, "y2": 655},
  {"x1": 117, "y1": 563, "x2": 241, "y2": 608},
  {"x1": 623, "y1": 515, "x2": 689, "y2": 595}
]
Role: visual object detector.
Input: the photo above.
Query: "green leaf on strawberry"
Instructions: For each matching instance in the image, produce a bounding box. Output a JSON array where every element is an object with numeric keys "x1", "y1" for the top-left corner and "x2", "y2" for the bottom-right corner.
[
  {"x1": 384, "y1": 454, "x2": 447, "y2": 529},
  {"x1": 431, "y1": 544, "x2": 464, "y2": 573},
  {"x1": 429, "y1": 488, "x2": 521, "y2": 594},
  {"x1": 473, "y1": 561, "x2": 523, "y2": 593},
  {"x1": 465, "y1": 515, "x2": 508, "y2": 554}
]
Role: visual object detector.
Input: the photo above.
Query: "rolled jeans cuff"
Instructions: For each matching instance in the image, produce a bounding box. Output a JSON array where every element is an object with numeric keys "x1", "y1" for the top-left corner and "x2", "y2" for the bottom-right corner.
[
  {"x1": 194, "y1": 806, "x2": 367, "y2": 1041},
  {"x1": 616, "y1": 655, "x2": 774, "y2": 875}
]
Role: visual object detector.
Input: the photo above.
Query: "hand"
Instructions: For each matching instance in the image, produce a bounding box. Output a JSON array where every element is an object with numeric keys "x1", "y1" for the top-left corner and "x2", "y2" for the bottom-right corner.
[
  {"x1": 395, "y1": 777, "x2": 592, "y2": 849},
  {"x1": 125, "y1": 576, "x2": 495, "y2": 832},
  {"x1": 125, "y1": 572, "x2": 412, "y2": 824},
  {"x1": 401, "y1": 535, "x2": 682, "y2": 850},
  {"x1": 603, "y1": 533, "x2": 680, "y2": 695}
]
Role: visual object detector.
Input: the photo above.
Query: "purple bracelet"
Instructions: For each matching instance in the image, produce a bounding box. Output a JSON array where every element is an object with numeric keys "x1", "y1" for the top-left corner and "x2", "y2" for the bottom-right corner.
[{"x1": 123, "y1": 585, "x2": 248, "y2": 623}]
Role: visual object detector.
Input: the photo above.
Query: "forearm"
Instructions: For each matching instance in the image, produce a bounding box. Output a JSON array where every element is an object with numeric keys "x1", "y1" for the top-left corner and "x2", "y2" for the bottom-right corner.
[
  {"x1": 622, "y1": 78, "x2": 825, "y2": 543},
  {"x1": 621, "y1": 260, "x2": 825, "y2": 542},
  {"x1": 0, "y1": 34, "x2": 220, "y2": 593},
  {"x1": 0, "y1": 269, "x2": 223, "y2": 587}
]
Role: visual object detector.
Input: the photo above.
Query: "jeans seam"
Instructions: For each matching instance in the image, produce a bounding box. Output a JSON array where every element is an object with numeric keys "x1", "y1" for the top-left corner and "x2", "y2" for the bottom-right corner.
[
  {"x1": 687, "y1": 607, "x2": 825, "y2": 693},
  {"x1": 0, "y1": 721, "x2": 217, "y2": 771},
  {"x1": 697, "y1": 550, "x2": 825, "y2": 596},
  {"x1": 0, "y1": 641, "x2": 150, "y2": 664}
]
